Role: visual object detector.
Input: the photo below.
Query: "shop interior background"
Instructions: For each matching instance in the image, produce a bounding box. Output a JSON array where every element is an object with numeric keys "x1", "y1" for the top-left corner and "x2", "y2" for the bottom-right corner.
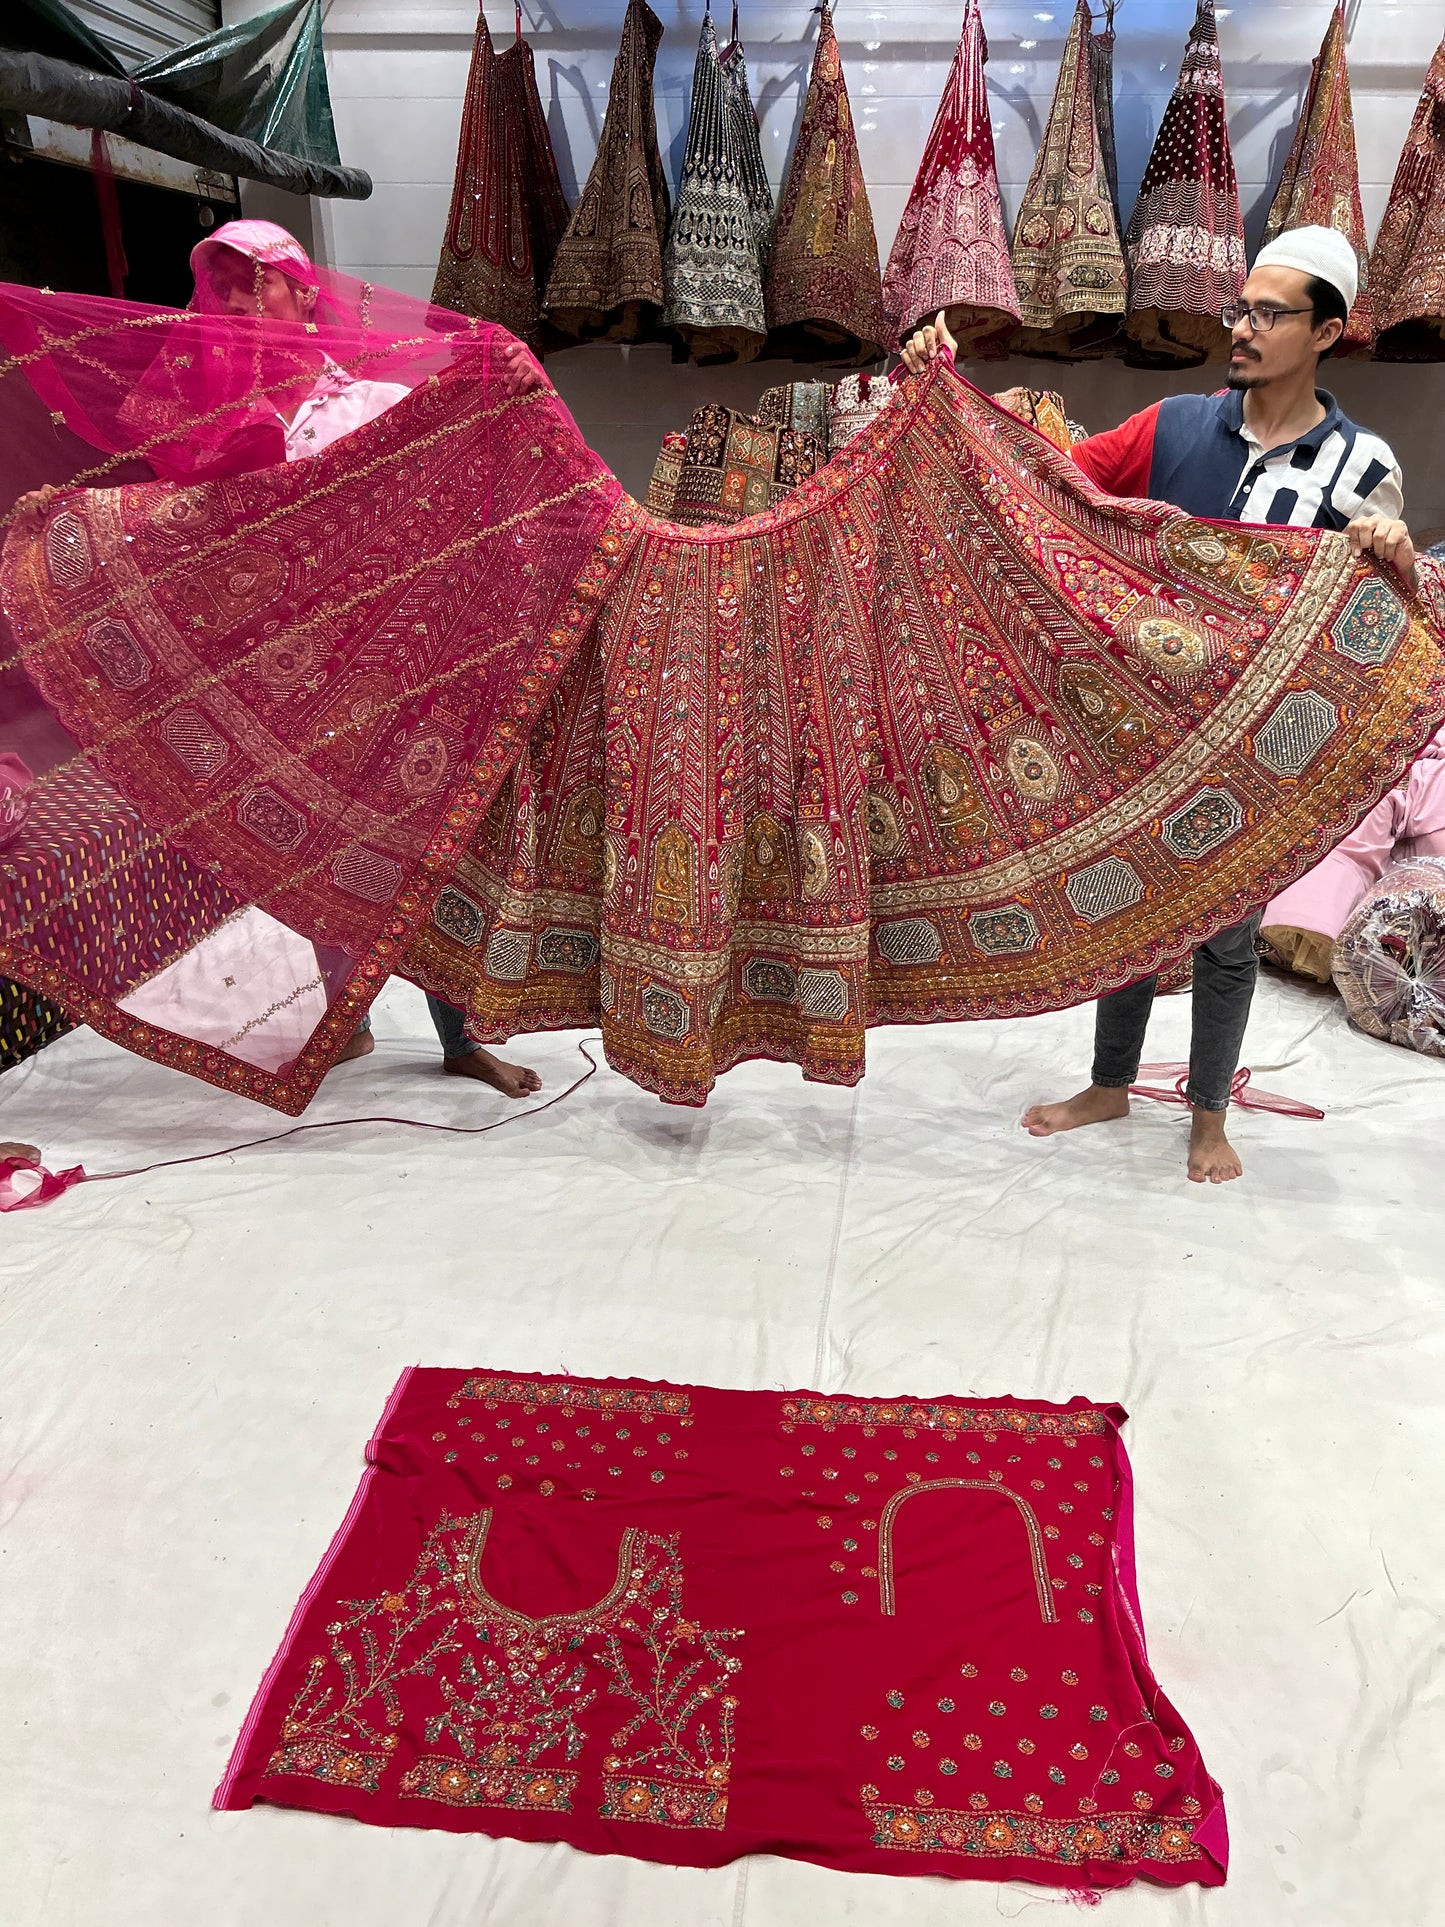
[{"x1": 42, "y1": 0, "x2": 1445, "y2": 528}]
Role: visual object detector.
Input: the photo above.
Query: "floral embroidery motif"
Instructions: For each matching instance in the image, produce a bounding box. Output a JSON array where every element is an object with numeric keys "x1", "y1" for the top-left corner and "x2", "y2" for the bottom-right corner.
[
  {"x1": 267, "y1": 1507, "x2": 739, "y2": 1830},
  {"x1": 448, "y1": 1377, "x2": 693, "y2": 1422},
  {"x1": 780, "y1": 1399, "x2": 1107, "y2": 1437},
  {"x1": 864, "y1": 1799, "x2": 1203, "y2": 1864},
  {"x1": 595, "y1": 1553, "x2": 742, "y2": 1831}
]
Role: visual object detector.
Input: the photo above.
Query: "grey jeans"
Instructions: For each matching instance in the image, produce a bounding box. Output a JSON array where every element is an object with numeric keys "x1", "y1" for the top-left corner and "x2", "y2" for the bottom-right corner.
[
  {"x1": 1091, "y1": 913, "x2": 1262, "y2": 1112},
  {"x1": 354, "y1": 995, "x2": 480, "y2": 1061}
]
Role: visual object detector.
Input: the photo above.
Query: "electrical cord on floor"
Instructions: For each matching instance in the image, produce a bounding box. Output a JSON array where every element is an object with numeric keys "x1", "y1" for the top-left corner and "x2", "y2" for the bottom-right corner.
[{"x1": 0, "y1": 1036, "x2": 601, "y2": 1212}]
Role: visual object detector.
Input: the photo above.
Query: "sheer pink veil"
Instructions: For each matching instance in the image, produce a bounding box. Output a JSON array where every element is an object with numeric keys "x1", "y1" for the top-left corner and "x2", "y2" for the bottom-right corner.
[
  {"x1": 0, "y1": 219, "x2": 515, "y2": 510},
  {"x1": 0, "y1": 231, "x2": 619, "y2": 1112}
]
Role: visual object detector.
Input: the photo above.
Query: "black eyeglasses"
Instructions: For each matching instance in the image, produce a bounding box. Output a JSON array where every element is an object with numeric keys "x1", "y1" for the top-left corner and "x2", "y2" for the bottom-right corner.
[{"x1": 1221, "y1": 299, "x2": 1313, "y2": 334}]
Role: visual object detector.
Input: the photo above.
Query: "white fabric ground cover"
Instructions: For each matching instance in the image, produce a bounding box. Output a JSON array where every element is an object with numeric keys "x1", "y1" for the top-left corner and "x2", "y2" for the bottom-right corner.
[{"x1": 1, "y1": 970, "x2": 1440, "y2": 1925}]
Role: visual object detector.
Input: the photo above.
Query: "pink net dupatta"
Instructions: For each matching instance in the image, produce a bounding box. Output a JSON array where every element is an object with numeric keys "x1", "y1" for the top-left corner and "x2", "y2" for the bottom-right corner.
[
  {"x1": 0, "y1": 297, "x2": 620, "y2": 1114},
  {"x1": 0, "y1": 235, "x2": 496, "y2": 505},
  {"x1": 880, "y1": 0, "x2": 1019, "y2": 356}
]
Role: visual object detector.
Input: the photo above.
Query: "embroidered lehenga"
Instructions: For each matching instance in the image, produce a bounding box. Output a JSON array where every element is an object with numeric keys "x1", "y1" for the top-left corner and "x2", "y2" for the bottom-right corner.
[
  {"x1": 541, "y1": 0, "x2": 670, "y2": 343},
  {"x1": 1370, "y1": 30, "x2": 1445, "y2": 361},
  {"x1": 763, "y1": 3, "x2": 885, "y2": 364},
  {"x1": 2, "y1": 261, "x2": 1443, "y2": 1114},
  {"x1": 1260, "y1": 3, "x2": 1374, "y2": 352},
  {"x1": 662, "y1": 8, "x2": 773, "y2": 364},
  {"x1": 1123, "y1": 0, "x2": 1245, "y2": 367},
  {"x1": 1009, "y1": 0, "x2": 1128, "y2": 358},
  {"x1": 879, "y1": 0, "x2": 1019, "y2": 356},
  {"x1": 430, "y1": 7, "x2": 570, "y2": 350}
]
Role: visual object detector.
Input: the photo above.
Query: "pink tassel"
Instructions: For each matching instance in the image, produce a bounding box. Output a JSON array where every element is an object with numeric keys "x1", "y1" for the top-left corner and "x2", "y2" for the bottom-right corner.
[
  {"x1": 1129, "y1": 1063, "x2": 1325, "y2": 1119},
  {"x1": 0, "y1": 1155, "x2": 86, "y2": 1211}
]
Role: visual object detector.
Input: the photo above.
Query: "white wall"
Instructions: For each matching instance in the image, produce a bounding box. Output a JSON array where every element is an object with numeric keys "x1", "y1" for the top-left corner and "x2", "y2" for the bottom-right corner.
[{"x1": 243, "y1": 0, "x2": 1445, "y2": 532}]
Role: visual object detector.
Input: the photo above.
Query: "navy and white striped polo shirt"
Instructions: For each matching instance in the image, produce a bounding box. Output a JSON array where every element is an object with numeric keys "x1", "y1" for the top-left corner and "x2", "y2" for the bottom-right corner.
[{"x1": 1071, "y1": 388, "x2": 1402, "y2": 530}]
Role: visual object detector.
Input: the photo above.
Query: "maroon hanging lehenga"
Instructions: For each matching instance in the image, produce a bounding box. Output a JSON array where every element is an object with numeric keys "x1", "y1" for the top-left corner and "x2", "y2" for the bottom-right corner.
[
  {"x1": 879, "y1": 0, "x2": 1019, "y2": 355},
  {"x1": 1260, "y1": 4, "x2": 1374, "y2": 353},
  {"x1": 431, "y1": 5, "x2": 571, "y2": 351},
  {"x1": 1370, "y1": 30, "x2": 1445, "y2": 361},
  {"x1": 764, "y1": 3, "x2": 885, "y2": 363},
  {"x1": 1123, "y1": 0, "x2": 1246, "y2": 366}
]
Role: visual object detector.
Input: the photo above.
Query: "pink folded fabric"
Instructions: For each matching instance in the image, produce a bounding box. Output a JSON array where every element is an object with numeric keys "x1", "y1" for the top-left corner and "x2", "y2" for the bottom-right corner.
[
  {"x1": 0, "y1": 752, "x2": 33, "y2": 850},
  {"x1": 0, "y1": 1154, "x2": 85, "y2": 1211},
  {"x1": 1263, "y1": 725, "x2": 1445, "y2": 977}
]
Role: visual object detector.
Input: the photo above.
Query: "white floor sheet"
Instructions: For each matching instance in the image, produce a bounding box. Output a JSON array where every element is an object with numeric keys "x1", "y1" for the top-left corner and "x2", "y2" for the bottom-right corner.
[{"x1": 1, "y1": 970, "x2": 1440, "y2": 1927}]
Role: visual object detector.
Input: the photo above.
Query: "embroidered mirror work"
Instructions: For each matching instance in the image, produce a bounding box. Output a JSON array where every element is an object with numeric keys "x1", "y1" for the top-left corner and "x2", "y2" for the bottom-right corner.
[{"x1": 218, "y1": 1368, "x2": 1228, "y2": 1889}]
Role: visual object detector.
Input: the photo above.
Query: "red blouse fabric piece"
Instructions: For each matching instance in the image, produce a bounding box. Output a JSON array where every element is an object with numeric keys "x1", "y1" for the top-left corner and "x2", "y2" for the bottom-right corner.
[{"x1": 217, "y1": 1368, "x2": 1228, "y2": 1890}]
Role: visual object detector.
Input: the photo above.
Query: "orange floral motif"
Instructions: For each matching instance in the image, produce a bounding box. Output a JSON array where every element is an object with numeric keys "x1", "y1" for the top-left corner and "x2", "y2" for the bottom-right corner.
[{"x1": 266, "y1": 1510, "x2": 739, "y2": 1832}]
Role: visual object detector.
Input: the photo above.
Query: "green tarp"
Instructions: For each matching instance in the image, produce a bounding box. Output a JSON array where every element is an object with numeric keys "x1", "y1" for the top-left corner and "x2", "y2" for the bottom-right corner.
[
  {"x1": 4, "y1": 0, "x2": 341, "y2": 173},
  {"x1": 133, "y1": 0, "x2": 339, "y2": 170}
]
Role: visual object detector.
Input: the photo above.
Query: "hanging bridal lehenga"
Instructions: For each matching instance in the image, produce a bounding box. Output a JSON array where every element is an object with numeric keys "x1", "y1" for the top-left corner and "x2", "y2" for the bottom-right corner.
[
  {"x1": 431, "y1": 5, "x2": 571, "y2": 349},
  {"x1": 662, "y1": 4, "x2": 775, "y2": 364}
]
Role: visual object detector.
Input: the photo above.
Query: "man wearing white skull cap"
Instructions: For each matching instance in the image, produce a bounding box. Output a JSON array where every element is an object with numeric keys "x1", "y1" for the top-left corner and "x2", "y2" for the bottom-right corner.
[{"x1": 903, "y1": 224, "x2": 1415, "y2": 1184}]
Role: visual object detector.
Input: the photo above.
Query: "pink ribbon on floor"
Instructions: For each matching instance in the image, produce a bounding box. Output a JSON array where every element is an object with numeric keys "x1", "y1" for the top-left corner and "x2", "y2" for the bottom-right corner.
[
  {"x1": 0, "y1": 1155, "x2": 87, "y2": 1211},
  {"x1": 1128, "y1": 1064, "x2": 1324, "y2": 1119}
]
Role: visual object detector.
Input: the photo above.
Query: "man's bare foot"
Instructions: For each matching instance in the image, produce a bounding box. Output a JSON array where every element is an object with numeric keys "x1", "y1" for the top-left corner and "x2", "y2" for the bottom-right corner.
[
  {"x1": 334, "y1": 1026, "x2": 375, "y2": 1065},
  {"x1": 443, "y1": 1046, "x2": 541, "y2": 1099},
  {"x1": 0, "y1": 1140, "x2": 40, "y2": 1164},
  {"x1": 1021, "y1": 1085, "x2": 1130, "y2": 1136},
  {"x1": 1187, "y1": 1109, "x2": 1243, "y2": 1184}
]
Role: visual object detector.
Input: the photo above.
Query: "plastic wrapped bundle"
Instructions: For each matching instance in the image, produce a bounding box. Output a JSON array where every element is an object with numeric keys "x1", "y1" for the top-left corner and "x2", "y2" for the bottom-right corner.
[{"x1": 1332, "y1": 856, "x2": 1445, "y2": 1057}]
